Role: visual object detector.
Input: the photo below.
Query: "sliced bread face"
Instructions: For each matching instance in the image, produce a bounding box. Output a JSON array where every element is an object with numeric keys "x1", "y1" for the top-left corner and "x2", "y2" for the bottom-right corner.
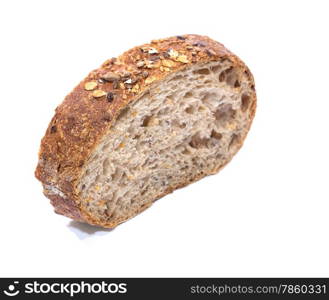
[{"x1": 36, "y1": 35, "x2": 256, "y2": 228}]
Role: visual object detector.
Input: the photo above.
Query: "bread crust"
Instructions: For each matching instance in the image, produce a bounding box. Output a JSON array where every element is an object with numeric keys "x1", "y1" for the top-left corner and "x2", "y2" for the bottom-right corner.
[{"x1": 35, "y1": 34, "x2": 256, "y2": 227}]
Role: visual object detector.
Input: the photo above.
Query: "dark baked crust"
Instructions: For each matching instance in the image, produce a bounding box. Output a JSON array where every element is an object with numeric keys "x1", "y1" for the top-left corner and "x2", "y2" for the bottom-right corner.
[{"x1": 35, "y1": 34, "x2": 256, "y2": 227}]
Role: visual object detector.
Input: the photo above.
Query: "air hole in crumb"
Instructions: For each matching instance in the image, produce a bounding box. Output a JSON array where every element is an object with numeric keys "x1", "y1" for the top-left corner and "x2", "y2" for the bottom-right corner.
[
  {"x1": 103, "y1": 158, "x2": 110, "y2": 174},
  {"x1": 141, "y1": 158, "x2": 149, "y2": 168},
  {"x1": 102, "y1": 143, "x2": 110, "y2": 151},
  {"x1": 174, "y1": 144, "x2": 183, "y2": 151},
  {"x1": 184, "y1": 91, "x2": 193, "y2": 98},
  {"x1": 189, "y1": 133, "x2": 210, "y2": 149},
  {"x1": 226, "y1": 73, "x2": 239, "y2": 87},
  {"x1": 169, "y1": 75, "x2": 183, "y2": 82},
  {"x1": 158, "y1": 107, "x2": 170, "y2": 115},
  {"x1": 172, "y1": 119, "x2": 186, "y2": 128},
  {"x1": 211, "y1": 130, "x2": 223, "y2": 140},
  {"x1": 139, "y1": 141, "x2": 147, "y2": 147},
  {"x1": 194, "y1": 68, "x2": 210, "y2": 75},
  {"x1": 234, "y1": 80, "x2": 241, "y2": 88},
  {"x1": 241, "y1": 94, "x2": 251, "y2": 112},
  {"x1": 164, "y1": 96, "x2": 174, "y2": 105},
  {"x1": 142, "y1": 115, "x2": 152, "y2": 127},
  {"x1": 112, "y1": 168, "x2": 123, "y2": 181},
  {"x1": 142, "y1": 91, "x2": 150, "y2": 99},
  {"x1": 228, "y1": 134, "x2": 240, "y2": 149},
  {"x1": 214, "y1": 104, "x2": 236, "y2": 123},
  {"x1": 244, "y1": 69, "x2": 251, "y2": 77},
  {"x1": 201, "y1": 92, "x2": 218, "y2": 107},
  {"x1": 159, "y1": 148, "x2": 167, "y2": 155},
  {"x1": 218, "y1": 67, "x2": 240, "y2": 87},
  {"x1": 218, "y1": 71, "x2": 225, "y2": 82},
  {"x1": 185, "y1": 105, "x2": 195, "y2": 114},
  {"x1": 182, "y1": 148, "x2": 191, "y2": 155},
  {"x1": 117, "y1": 107, "x2": 129, "y2": 121},
  {"x1": 211, "y1": 65, "x2": 221, "y2": 73}
]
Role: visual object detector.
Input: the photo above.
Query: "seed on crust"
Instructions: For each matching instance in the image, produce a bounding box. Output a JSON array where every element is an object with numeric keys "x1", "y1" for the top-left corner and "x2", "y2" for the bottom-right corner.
[
  {"x1": 168, "y1": 48, "x2": 179, "y2": 58},
  {"x1": 145, "y1": 60, "x2": 160, "y2": 69},
  {"x1": 162, "y1": 59, "x2": 176, "y2": 68},
  {"x1": 131, "y1": 84, "x2": 140, "y2": 93},
  {"x1": 176, "y1": 55, "x2": 189, "y2": 63},
  {"x1": 92, "y1": 90, "x2": 107, "y2": 98},
  {"x1": 145, "y1": 76, "x2": 156, "y2": 85},
  {"x1": 84, "y1": 81, "x2": 98, "y2": 91},
  {"x1": 124, "y1": 78, "x2": 133, "y2": 84},
  {"x1": 148, "y1": 47, "x2": 158, "y2": 54},
  {"x1": 102, "y1": 72, "x2": 120, "y2": 82},
  {"x1": 136, "y1": 60, "x2": 145, "y2": 68},
  {"x1": 140, "y1": 47, "x2": 158, "y2": 54},
  {"x1": 120, "y1": 71, "x2": 131, "y2": 79}
]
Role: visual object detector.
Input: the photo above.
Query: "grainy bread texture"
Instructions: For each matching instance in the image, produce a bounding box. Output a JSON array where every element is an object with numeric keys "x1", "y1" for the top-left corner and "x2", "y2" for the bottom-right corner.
[{"x1": 35, "y1": 34, "x2": 256, "y2": 228}]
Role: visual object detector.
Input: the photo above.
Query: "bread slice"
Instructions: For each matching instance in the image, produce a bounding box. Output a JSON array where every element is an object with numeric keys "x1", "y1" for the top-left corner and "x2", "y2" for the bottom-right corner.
[{"x1": 35, "y1": 34, "x2": 256, "y2": 228}]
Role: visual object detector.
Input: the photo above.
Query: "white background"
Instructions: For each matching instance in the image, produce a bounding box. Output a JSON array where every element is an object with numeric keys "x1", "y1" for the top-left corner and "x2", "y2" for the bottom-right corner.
[{"x1": 0, "y1": 0, "x2": 328, "y2": 277}]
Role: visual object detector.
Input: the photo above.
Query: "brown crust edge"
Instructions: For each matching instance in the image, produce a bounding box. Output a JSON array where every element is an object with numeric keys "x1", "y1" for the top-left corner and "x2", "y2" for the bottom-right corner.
[{"x1": 35, "y1": 34, "x2": 256, "y2": 228}]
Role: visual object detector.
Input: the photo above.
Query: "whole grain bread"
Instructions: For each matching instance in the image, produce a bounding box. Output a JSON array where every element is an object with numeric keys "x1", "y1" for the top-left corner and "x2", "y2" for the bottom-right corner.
[{"x1": 35, "y1": 34, "x2": 256, "y2": 228}]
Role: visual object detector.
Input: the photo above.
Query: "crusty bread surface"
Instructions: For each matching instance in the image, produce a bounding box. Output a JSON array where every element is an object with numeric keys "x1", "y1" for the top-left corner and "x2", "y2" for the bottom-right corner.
[{"x1": 35, "y1": 34, "x2": 256, "y2": 228}]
